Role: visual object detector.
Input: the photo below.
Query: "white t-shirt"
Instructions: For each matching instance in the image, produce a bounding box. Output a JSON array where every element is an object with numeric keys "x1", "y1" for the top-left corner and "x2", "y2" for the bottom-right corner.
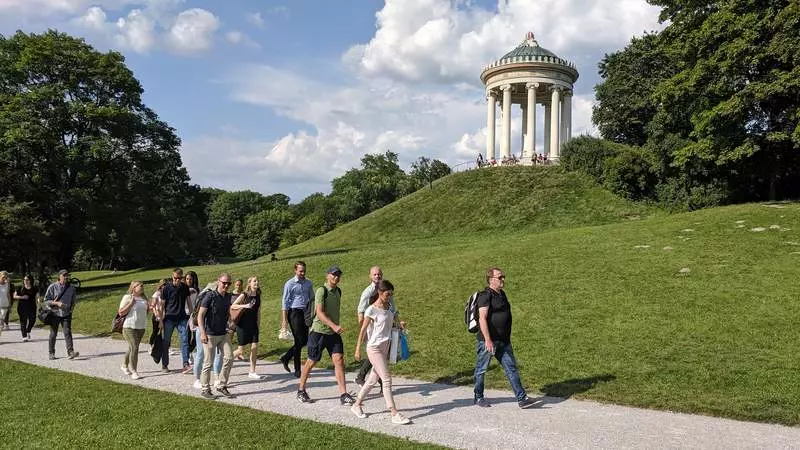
[
  {"x1": 120, "y1": 294, "x2": 148, "y2": 330},
  {"x1": 364, "y1": 304, "x2": 395, "y2": 347}
]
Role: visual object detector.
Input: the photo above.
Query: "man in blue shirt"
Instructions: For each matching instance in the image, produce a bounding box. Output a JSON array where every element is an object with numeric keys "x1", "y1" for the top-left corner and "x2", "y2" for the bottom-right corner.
[
  {"x1": 279, "y1": 261, "x2": 314, "y2": 378},
  {"x1": 43, "y1": 269, "x2": 79, "y2": 360}
]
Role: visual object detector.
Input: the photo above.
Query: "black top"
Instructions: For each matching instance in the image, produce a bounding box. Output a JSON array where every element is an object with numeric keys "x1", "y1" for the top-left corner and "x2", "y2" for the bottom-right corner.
[
  {"x1": 200, "y1": 290, "x2": 232, "y2": 336},
  {"x1": 476, "y1": 288, "x2": 512, "y2": 343},
  {"x1": 15, "y1": 286, "x2": 37, "y2": 306},
  {"x1": 237, "y1": 293, "x2": 260, "y2": 329},
  {"x1": 162, "y1": 282, "x2": 190, "y2": 320}
]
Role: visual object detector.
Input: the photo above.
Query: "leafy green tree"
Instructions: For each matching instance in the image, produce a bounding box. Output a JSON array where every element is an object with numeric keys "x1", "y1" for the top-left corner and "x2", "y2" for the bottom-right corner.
[
  {"x1": 234, "y1": 208, "x2": 294, "y2": 259},
  {"x1": 206, "y1": 190, "x2": 274, "y2": 255},
  {"x1": 410, "y1": 157, "x2": 452, "y2": 189},
  {"x1": 0, "y1": 30, "x2": 201, "y2": 268}
]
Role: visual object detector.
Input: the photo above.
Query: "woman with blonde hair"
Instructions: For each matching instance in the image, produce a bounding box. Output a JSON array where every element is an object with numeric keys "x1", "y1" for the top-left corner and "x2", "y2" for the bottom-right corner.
[
  {"x1": 231, "y1": 276, "x2": 262, "y2": 379},
  {"x1": 0, "y1": 271, "x2": 12, "y2": 332},
  {"x1": 119, "y1": 281, "x2": 152, "y2": 380}
]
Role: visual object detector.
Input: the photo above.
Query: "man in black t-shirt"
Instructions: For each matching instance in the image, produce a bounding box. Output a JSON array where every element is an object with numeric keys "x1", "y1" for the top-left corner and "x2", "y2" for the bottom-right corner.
[
  {"x1": 160, "y1": 268, "x2": 191, "y2": 373},
  {"x1": 196, "y1": 272, "x2": 235, "y2": 399},
  {"x1": 473, "y1": 267, "x2": 535, "y2": 408}
]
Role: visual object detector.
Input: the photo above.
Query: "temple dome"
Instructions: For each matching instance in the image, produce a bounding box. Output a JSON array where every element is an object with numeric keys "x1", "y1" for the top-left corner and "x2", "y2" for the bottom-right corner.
[{"x1": 499, "y1": 32, "x2": 559, "y2": 61}]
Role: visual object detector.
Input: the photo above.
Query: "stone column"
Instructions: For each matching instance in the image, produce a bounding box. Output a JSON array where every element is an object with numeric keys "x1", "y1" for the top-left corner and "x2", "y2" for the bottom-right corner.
[
  {"x1": 560, "y1": 90, "x2": 571, "y2": 147},
  {"x1": 565, "y1": 90, "x2": 572, "y2": 142},
  {"x1": 549, "y1": 86, "x2": 561, "y2": 159},
  {"x1": 500, "y1": 84, "x2": 512, "y2": 160},
  {"x1": 544, "y1": 103, "x2": 551, "y2": 156},
  {"x1": 485, "y1": 90, "x2": 497, "y2": 161},
  {"x1": 520, "y1": 105, "x2": 527, "y2": 157},
  {"x1": 524, "y1": 82, "x2": 537, "y2": 160}
]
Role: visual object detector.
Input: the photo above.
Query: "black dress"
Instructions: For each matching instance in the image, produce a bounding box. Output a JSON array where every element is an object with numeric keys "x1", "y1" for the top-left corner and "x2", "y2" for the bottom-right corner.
[{"x1": 235, "y1": 293, "x2": 260, "y2": 345}]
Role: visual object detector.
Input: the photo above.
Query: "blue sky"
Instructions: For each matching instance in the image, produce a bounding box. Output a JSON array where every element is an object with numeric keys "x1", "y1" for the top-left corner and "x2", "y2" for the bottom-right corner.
[{"x1": 1, "y1": 0, "x2": 663, "y2": 201}]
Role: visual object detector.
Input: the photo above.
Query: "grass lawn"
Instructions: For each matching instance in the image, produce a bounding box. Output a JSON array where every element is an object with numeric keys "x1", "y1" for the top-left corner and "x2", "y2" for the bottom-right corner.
[
  {"x1": 14, "y1": 168, "x2": 800, "y2": 425},
  {"x1": 0, "y1": 358, "x2": 442, "y2": 449}
]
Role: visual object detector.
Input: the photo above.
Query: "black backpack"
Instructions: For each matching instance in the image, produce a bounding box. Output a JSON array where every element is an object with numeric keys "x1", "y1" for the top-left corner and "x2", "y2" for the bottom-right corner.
[
  {"x1": 304, "y1": 287, "x2": 326, "y2": 327},
  {"x1": 464, "y1": 290, "x2": 484, "y2": 333}
]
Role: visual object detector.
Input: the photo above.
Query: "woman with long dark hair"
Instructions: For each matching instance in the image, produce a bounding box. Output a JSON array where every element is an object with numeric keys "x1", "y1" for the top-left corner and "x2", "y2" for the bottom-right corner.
[{"x1": 14, "y1": 274, "x2": 37, "y2": 341}]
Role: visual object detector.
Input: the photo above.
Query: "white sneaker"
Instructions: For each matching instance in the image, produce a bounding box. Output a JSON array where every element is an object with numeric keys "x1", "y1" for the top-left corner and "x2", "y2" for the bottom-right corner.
[
  {"x1": 193, "y1": 379, "x2": 202, "y2": 389},
  {"x1": 391, "y1": 413, "x2": 411, "y2": 425},
  {"x1": 130, "y1": 372, "x2": 140, "y2": 380},
  {"x1": 350, "y1": 404, "x2": 367, "y2": 419},
  {"x1": 248, "y1": 372, "x2": 263, "y2": 380},
  {"x1": 120, "y1": 365, "x2": 131, "y2": 375}
]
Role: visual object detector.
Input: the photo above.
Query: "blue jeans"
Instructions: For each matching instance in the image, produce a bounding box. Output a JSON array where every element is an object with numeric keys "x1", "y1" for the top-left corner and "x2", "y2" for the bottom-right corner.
[
  {"x1": 473, "y1": 340, "x2": 527, "y2": 402},
  {"x1": 193, "y1": 327, "x2": 222, "y2": 378},
  {"x1": 162, "y1": 317, "x2": 189, "y2": 368}
]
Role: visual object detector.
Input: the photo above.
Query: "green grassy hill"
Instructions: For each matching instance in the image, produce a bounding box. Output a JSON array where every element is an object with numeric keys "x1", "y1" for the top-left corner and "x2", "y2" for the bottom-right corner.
[
  {"x1": 287, "y1": 166, "x2": 656, "y2": 253},
  {"x1": 52, "y1": 169, "x2": 800, "y2": 425}
]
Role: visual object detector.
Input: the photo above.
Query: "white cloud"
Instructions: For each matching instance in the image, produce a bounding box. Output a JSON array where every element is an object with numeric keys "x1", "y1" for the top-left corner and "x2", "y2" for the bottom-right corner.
[
  {"x1": 245, "y1": 11, "x2": 264, "y2": 28},
  {"x1": 225, "y1": 30, "x2": 260, "y2": 49},
  {"x1": 167, "y1": 8, "x2": 219, "y2": 53},
  {"x1": 114, "y1": 8, "x2": 156, "y2": 53}
]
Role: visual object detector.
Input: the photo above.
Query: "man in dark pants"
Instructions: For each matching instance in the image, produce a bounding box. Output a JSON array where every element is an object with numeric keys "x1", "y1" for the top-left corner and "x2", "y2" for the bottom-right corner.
[
  {"x1": 161, "y1": 268, "x2": 191, "y2": 373},
  {"x1": 354, "y1": 266, "x2": 396, "y2": 388},
  {"x1": 473, "y1": 267, "x2": 536, "y2": 408},
  {"x1": 280, "y1": 261, "x2": 314, "y2": 378},
  {"x1": 43, "y1": 269, "x2": 79, "y2": 360}
]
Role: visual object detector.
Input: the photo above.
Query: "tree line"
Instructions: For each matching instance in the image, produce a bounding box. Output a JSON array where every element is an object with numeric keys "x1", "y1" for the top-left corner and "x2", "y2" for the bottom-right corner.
[
  {"x1": 564, "y1": 0, "x2": 799, "y2": 209},
  {"x1": 0, "y1": 30, "x2": 450, "y2": 274}
]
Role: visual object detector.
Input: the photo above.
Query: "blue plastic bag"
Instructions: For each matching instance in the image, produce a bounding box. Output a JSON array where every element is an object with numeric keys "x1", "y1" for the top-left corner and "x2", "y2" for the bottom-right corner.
[{"x1": 399, "y1": 332, "x2": 410, "y2": 360}]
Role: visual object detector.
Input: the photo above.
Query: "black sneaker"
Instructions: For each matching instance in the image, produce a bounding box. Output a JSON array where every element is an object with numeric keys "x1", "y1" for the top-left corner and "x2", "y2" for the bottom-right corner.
[
  {"x1": 48, "y1": 353, "x2": 56, "y2": 360},
  {"x1": 297, "y1": 390, "x2": 312, "y2": 403},
  {"x1": 280, "y1": 357, "x2": 291, "y2": 373},
  {"x1": 474, "y1": 398, "x2": 491, "y2": 408},
  {"x1": 217, "y1": 386, "x2": 234, "y2": 398},
  {"x1": 67, "y1": 351, "x2": 79, "y2": 359},
  {"x1": 200, "y1": 389, "x2": 215, "y2": 400},
  {"x1": 518, "y1": 396, "x2": 537, "y2": 409},
  {"x1": 340, "y1": 392, "x2": 355, "y2": 406},
  {"x1": 293, "y1": 370, "x2": 301, "y2": 379}
]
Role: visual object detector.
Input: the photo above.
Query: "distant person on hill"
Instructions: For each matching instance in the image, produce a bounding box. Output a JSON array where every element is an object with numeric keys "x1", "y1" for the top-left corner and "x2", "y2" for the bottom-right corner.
[
  {"x1": 472, "y1": 267, "x2": 535, "y2": 408},
  {"x1": 232, "y1": 276, "x2": 263, "y2": 379},
  {"x1": 43, "y1": 269, "x2": 79, "y2": 360},
  {"x1": 196, "y1": 272, "x2": 236, "y2": 399},
  {"x1": 118, "y1": 281, "x2": 151, "y2": 380},
  {"x1": 296, "y1": 265, "x2": 355, "y2": 406},
  {"x1": 476, "y1": 153, "x2": 485, "y2": 168},
  {"x1": 280, "y1": 261, "x2": 314, "y2": 378},
  {"x1": 161, "y1": 267, "x2": 191, "y2": 374},
  {"x1": 0, "y1": 271, "x2": 13, "y2": 331},
  {"x1": 354, "y1": 266, "x2": 398, "y2": 388},
  {"x1": 351, "y1": 279, "x2": 410, "y2": 424},
  {"x1": 14, "y1": 274, "x2": 38, "y2": 341}
]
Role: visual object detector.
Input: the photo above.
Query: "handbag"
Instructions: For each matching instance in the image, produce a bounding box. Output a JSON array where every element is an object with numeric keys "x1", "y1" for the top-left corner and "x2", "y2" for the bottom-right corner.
[
  {"x1": 388, "y1": 328, "x2": 401, "y2": 364},
  {"x1": 112, "y1": 314, "x2": 125, "y2": 333},
  {"x1": 37, "y1": 303, "x2": 54, "y2": 324},
  {"x1": 399, "y1": 331, "x2": 410, "y2": 361},
  {"x1": 278, "y1": 328, "x2": 293, "y2": 340}
]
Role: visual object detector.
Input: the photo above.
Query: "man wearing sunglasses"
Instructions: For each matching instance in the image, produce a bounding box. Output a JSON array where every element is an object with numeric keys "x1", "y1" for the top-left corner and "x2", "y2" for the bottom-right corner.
[
  {"x1": 196, "y1": 272, "x2": 236, "y2": 399},
  {"x1": 473, "y1": 267, "x2": 536, "y2": 409},
  {"x1": 161, "y1": 268, "x2": 191, "y2": 373}
]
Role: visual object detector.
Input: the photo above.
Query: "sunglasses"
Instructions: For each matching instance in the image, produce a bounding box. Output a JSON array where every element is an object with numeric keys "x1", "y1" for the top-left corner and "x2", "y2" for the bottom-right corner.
[
  {"x1": 220, "y1": 281, "x2": 231, "y2": 286},
  {"x1": 492, "y1": 275, "x2": 506, "y2": 280}
]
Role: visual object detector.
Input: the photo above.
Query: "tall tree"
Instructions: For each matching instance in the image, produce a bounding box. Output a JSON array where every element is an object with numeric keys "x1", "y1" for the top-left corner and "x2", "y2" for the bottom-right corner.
[{"x1": 410, "y1": 156, "x2": 451, "y2": 189}]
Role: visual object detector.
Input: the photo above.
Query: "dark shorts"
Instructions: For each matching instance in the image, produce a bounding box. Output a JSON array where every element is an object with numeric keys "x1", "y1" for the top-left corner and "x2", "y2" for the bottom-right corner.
[
  {"x1": 236, "y1": 324, "x2": 259, "y2": 346},
  {"x1": 307, "y1": 331, "x2": 344, "y2": 362}
]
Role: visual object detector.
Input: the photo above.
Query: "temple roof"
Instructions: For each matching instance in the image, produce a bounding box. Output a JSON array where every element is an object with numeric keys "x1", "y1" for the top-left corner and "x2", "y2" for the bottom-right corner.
[
  {"x1": 500, "y1": 32, "x2": 559, "y2": 61},
  {"x1": 482, "y1": 31, "x2": 577, "y2": 73}
]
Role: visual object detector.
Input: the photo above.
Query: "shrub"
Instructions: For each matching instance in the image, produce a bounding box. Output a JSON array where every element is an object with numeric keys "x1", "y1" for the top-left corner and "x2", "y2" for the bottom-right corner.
[
  {"x1": 602, "y1": 146, "x2": 658, "y2": 201},
  {"x1": 560, "y1": 135, "x2": 619, "y2": 183}
]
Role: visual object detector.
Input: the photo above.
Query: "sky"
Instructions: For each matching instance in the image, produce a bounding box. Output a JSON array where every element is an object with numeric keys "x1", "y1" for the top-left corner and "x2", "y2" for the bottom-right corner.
[{"x1": 0, "y1": 0, "x2": 664, "y2": 202}]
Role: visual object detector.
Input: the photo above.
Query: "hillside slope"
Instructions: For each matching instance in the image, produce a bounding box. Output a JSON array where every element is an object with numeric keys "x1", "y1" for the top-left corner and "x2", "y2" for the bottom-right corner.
[{"x1": 288, "y1": 166, "x2": 656, "y2": 253}]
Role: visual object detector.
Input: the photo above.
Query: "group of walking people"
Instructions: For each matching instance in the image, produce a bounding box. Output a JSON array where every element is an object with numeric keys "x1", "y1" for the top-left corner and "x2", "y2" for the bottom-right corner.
[{"x1": 2, "y1": 261, "x2": 536, "y2": 425}]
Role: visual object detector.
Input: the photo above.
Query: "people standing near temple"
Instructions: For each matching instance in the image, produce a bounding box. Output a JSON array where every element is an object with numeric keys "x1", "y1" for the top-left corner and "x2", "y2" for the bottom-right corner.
[
  {"x1": 232, "y1": 276, "x2": 263, "y2": 379},
  {"x1": 355, "y1": 266, "x2": 397, "y2": 388},
  {"x1": 351, "y1": 280, "x2": 410, "y2": 424},
  {"x1": 14, "y1": 274, "x2": 38, "y2": 341},
  {"x1": 118, "y1": 281, "x2": 151, "y2": 380},
  {"x1": 280, "y1": 261, "x2": 314, "y2": 378},
  {"x1": 0, "y1": 271, "x2": 12, "y2": 331},
  {"x1": 296, "y1": 265, "x2": 355, "y2": 406},
  {"x1": 473, "y1": 267, "x2": 536, "y2": 408},
  {"x1": 196, "y1": 273, "x2": 235, "y2": 399},
  {"x1": 161, "y1": 268, "x2": 191, "y2": 373},
  {"x1": 43, "y1": 269, "x2": 79, "y2": 360}
]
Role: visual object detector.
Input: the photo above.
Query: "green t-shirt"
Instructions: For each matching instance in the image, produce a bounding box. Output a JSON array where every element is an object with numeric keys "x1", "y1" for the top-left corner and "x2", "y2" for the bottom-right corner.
[{"x1": 311, "y1": 284, "x2": 341, "y2": 335}]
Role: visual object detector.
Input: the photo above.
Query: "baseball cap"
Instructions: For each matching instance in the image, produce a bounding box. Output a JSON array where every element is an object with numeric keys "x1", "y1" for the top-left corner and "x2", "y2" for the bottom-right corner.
[
  {"x1": 58, "y1": 269, "x2": 70, "y2": 276},
  {"x1": 326, "y1": 265, "x2": 343, "y2": 275}
]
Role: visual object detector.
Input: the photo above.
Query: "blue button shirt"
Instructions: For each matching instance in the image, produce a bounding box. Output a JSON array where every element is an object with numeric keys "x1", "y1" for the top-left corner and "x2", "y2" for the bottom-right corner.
[{"x1": 282, "y1": 276, "x2": 314, "y2": 310}]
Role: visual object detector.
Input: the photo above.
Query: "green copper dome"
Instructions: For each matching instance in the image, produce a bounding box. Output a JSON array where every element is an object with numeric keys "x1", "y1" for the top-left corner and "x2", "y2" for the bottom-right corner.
[{"x1": 500, "y1": 32, "x2": 559, "y2": 60}]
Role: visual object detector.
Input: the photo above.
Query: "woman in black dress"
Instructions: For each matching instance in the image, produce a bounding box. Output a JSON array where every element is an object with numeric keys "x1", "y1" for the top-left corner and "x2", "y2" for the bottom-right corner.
[
  {"x1": 14, "y1": 275, "x2": 38, "y2": 341},
  {"x1": 231, "y1": 276, "x2": 262, "y2": 379}
]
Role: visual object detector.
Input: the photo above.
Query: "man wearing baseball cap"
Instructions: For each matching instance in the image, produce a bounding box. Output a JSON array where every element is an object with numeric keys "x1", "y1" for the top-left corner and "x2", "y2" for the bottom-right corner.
[
  {"x1": 296, "y1": 265, "x2": 355, "y2": 405},
  {"x1": 43, "y1": 269, "x2": 79, "y2": 360}
]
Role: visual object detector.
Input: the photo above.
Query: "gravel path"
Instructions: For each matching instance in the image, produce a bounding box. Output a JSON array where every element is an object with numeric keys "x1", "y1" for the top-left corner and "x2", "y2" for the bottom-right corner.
[{"x1": 2, "y1": 323, "x2": 799, "y2": 449}]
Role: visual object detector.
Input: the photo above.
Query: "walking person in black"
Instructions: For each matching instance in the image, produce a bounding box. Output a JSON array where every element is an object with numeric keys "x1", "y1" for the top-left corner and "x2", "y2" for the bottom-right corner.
[
  {"x1": 279, "y1": 261, "x2": 314, "y2": 378},
  {"x1": 161, "y1": 268, "x2": 191, "y2": 373},
  {"x1": 14, "y1": 274, "x2": 38, "y2": 341}
]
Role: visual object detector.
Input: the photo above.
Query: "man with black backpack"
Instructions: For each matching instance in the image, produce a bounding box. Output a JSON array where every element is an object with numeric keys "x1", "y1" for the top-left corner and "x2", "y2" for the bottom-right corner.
[
  {"x1": 280, "y1": 261, "x2": 314, "y2": 378},
  {"x1": 296, "y1": 265, "x2": 355, "y2": 406},
  {"x1": 472, "y1": 267, "x2": 536, "y2": 408},
  {"x1": 196, "y1": 272, "x2": 236, "y2": 400}
]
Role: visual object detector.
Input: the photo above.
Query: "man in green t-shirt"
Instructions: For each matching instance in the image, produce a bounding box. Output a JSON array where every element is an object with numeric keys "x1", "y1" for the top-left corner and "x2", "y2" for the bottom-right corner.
[{"x1": 297, "y1": 265, "x2": 355, "y2": 406}]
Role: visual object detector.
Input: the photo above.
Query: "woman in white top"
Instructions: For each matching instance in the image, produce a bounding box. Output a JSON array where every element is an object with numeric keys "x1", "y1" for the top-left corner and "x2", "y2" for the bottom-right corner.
[
  {"x1": 119, "y1": 281, "x2": 152, "y2": 380},
  {"x1": 351, "y1": 280, "x2": 410, "y2": 425},
  {"x1": 0, "y1": 271, "x2": 12, "y2": 332}
]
